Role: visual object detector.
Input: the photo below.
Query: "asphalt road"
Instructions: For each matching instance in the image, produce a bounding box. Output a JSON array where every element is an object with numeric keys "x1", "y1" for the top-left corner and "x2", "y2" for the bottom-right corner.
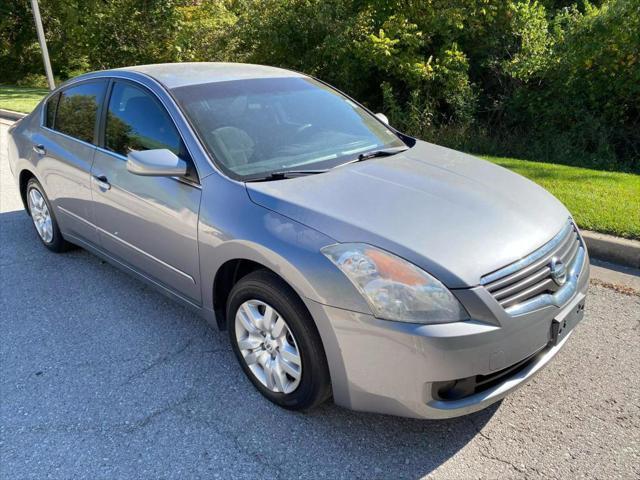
[{"x1": 1, "y1": 120, "x2": 639, "y2": 479}]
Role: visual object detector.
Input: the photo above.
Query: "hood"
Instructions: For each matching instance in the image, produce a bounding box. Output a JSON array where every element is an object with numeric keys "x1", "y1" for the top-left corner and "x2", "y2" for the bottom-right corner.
[{"x1": 246, "y1": 141, "x2": 569, "y2": 288}]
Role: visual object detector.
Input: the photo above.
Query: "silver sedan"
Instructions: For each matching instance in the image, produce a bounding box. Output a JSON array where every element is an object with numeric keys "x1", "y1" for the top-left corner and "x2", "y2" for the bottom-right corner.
[{"x1": 7, "y1": 63, "x2": 589, "y2": 419}]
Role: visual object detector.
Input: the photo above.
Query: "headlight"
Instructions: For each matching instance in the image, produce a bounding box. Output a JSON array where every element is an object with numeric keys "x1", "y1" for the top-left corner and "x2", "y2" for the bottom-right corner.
[{"x1": 321, "y1": 243, "x2": 469, "y2": 324}]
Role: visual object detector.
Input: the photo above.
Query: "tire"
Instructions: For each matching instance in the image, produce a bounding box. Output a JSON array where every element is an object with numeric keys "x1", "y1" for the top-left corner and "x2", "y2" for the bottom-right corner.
[
  {"x1": 227, "y1": 269, "x2": 331, "y2": 411},
  {"x1": 26, "y1": 178, "x2": 72, "y2": 253}
]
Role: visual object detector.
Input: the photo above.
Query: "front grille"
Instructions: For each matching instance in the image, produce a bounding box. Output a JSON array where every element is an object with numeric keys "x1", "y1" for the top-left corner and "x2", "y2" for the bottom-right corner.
[{"x1": 481, "y1": 221, "x2": 582, "y2": 311}]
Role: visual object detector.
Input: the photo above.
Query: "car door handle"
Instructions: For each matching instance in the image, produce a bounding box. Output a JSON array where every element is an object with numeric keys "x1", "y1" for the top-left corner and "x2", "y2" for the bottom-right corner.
[
  {"x1": 93, "y1": 175, "x2": 111, "y2": 191},
  {"x1": 32, "y1": 144, "x2": 46, "y2": 155}
]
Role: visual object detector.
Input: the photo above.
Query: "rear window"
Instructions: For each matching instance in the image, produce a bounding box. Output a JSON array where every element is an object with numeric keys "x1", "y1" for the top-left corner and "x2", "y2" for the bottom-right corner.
[{"x1": 54, "y1": 81, "x2": 106, "y2": 144}]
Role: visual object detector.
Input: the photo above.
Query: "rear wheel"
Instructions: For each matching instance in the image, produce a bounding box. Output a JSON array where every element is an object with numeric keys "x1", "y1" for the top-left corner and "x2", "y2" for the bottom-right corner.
[
  {"x1": 227, "y1": 270, "x2": 331, "y2": 410},
  {"x1": 26, "y1": 178, "x2": 71, "y2": 253}
]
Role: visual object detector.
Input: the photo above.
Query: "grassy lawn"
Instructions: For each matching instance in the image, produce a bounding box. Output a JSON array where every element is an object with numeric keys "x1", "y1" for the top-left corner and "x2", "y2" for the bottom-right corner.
[
  {"x1": 0, "y1": 85, "x2": 48, "y2": 113},
  {"x1": 483, "y1": 156, "x2": 640, "y2": 240}
]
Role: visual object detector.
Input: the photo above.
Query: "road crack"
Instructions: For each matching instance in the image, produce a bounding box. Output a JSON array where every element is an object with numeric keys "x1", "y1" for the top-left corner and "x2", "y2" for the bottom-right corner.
[
  {"x1": 467, "y1": 416, "x2": 555, "y2": 478},
  {"x1": 120, "y1": 338, "x2": 195, "y2": 386},
  {"x1": 125, "y1": 389, "x2": 195, "y2": 433}
]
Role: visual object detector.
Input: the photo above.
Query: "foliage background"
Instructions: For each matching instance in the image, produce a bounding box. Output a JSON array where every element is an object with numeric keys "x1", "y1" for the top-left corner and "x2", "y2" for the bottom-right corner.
[{"x1": 1, "y1": 0, "x2": 638, "y2": 172}]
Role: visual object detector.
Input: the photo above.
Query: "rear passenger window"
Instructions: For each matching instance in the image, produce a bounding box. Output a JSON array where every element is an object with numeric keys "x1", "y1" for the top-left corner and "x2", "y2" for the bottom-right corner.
[
  {"x1": 54, "y1": 81, "x2": 106, "y2": 144},
  {"x1": 45, "y1": 93, "x2": 59, "y2": 128},
  {"x1": 105, "y1": 82, "x2": 182, "y2": 157}
]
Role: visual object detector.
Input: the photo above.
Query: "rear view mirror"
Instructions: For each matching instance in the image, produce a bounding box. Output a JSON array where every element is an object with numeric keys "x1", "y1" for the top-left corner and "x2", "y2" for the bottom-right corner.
[
  {"x1": 375, "y1": 113, "x2": 390, "y2": 125},
  {"x1": 127, "y1": 149, "x2": 188, "y2": 177}
]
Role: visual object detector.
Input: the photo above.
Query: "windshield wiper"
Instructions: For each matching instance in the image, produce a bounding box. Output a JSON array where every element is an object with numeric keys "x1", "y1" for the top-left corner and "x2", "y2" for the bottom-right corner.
[
  {"x1": 246, "y1": 146, "x2": 409, "y2": 181},
  {"x1": 246, "y1": 169, "x2": 328, "y2": 182},
  {"x1": 357, "y1": 146, "x2": 409, "y2": 162}
]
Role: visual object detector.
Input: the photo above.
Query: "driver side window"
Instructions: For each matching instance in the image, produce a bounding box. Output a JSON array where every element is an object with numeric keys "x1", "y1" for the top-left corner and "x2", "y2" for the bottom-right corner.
[{"x1": 105, "y1": 82, "x2": 183, "y2": 158}]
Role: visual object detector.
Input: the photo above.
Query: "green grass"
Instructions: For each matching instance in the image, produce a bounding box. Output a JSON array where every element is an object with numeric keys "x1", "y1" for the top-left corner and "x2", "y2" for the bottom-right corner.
[
  {"x1": 0, "y1": 85, "x2": 48, "y2": 113},
  {"x1": 482, "y1": 155, "x2": 640, "y2": 240}
]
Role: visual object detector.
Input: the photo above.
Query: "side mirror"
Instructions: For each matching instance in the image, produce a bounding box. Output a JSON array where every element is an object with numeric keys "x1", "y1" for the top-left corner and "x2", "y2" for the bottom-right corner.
[
  {"x1": 375, "y1": 112, "x2": 389, "y2": 125},
  {"x1": 127, "y1": 149, "x2": 188, "y2": 177}
]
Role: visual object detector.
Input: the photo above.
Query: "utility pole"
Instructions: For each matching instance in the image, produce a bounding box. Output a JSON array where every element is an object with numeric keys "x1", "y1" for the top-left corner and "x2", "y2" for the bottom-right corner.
[{"x1": 30, "y1": 0, "x2": 55, "y2": 91}]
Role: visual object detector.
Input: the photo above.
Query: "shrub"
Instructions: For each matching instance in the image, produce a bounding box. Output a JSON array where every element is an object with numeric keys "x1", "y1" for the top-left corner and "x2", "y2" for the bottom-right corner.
[
  {"x1": 505, "y1": 0, "x2": 640, "y2": 171},
  {"x1": 1, "y1": 0, "x2": 637, "y2": 171}
]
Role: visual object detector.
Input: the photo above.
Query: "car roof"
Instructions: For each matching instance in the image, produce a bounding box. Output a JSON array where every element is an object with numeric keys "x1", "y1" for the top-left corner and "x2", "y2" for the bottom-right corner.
[{"x1": 114, "y1": 62, "x2": 306, "y2": 89}]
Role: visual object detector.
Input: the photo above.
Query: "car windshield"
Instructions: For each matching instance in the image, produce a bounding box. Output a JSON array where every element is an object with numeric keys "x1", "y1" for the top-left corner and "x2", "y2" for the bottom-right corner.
[{"x1": 172, "y1": 77, "x2": 406, "y2": 180}]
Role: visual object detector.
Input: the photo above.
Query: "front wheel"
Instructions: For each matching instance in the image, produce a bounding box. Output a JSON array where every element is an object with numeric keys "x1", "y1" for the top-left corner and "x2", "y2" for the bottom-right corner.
[{"x1": 227, "y1": 270, "x2": 331, "y2": 411}]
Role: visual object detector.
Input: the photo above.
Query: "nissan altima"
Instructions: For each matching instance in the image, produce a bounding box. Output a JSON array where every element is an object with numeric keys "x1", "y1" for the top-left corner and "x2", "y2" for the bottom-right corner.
[{"x1": 7, "y1": 63, "x2": 589, "y2": 418}]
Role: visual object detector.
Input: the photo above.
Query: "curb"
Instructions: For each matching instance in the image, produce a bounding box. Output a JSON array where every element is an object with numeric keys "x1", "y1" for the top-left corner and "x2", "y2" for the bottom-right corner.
[
  {"x1": 0, "y1": 109, "x2": 27, "y2": 121},
  {"x1": 1, "y1": 108, "x2": 637, "y2": 269},
  {"x1": 582, "y1": 231, "x2": 640, "y2": 269}
]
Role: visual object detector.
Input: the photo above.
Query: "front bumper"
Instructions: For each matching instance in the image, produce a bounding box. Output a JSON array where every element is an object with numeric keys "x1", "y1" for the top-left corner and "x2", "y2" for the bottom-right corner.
[{"x1": 305, "y1": 253, "x2": 590, "y2": 419}]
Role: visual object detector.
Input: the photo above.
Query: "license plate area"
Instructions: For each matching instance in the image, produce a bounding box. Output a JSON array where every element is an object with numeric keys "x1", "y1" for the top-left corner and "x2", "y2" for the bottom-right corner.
[{"x1": 550, "y1": 299, "x2": 585, "y2": 346}]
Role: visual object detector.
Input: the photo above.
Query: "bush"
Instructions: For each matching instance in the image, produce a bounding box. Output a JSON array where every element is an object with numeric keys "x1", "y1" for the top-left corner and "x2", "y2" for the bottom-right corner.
[
  {"x1": 1, "y1": 0, "x2": 637, "y2": 171},
  {"x1": 504, "y1": 0, "x2": 640, "y2": 171}
]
